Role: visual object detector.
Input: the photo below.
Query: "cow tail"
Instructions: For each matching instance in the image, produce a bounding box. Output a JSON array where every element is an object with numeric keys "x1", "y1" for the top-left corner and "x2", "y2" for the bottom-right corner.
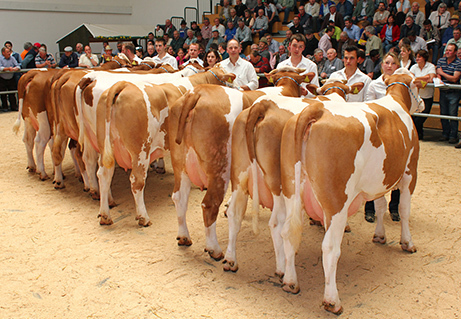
[
  {"x1": 102, "y1": 81, "x2": 127, "y2": 168},
  {"x1": 12, "y1": 98, "x2": 24, "y2": 134},
  {"x1": 12, "y1": 72, "x2": 34, "y2": 134},
  {"x1": 175, "y1": 91, "x2": 200, "y2": 145},
  {"x1": 245, "y1": 100, "x2": 270, "y2": 235},
  {"x1": 76, "y1": 77, "x2": 93, "y2": 147}
]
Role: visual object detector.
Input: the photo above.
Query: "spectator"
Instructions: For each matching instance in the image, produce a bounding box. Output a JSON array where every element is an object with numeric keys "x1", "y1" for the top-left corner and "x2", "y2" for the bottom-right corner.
[
  {"x1": 157, "y1": 19, "x2": 176, "y2": 39},
  {"x1": 20, "y1": 42, "x2": 32, "y2": 61},
  {"x1": 277, "y1": 33, "x2": 320, "y2": 93},
  {"x1": 445, "y1": 27, "x2": 461, "y2": 54},
  {"x1": 264, "y1": 0, "x2": 280, "y2": 34},
  {"x1": 58, "y1": 46, "x2": 78, "y2": 68},
  {"x1": 369, "y1": 49, "x2": 382, "y2": 78},
  {"x1": 252, "y1": 8, "x2": 269, "y2": 38},
  {"x1": 455, "y1": 1, "x2": 461, "y2": 17},
  {"x1": 35, "y1": 44, "x2": 56, "y2": 68},
  {"x1": 122, "y1": 42, "x2": 142, "y2": 64},
  {"x1": 408, "y1": 30, "x2": 427, "y2": 52},
  {"x1": 203, "y1": 48, "x2": 222, "y2": 68},
  {"x1": 220, "y1": 39, "x2": 259, "y2": 90},
  {"x1": 407, "y1": 2, "x2": 425, "y2": 28},
  {"x1": 4, "y1": 42, "x2": 21, "y2": 64},
  {"x1": 163, "y1": 33, "x2": 172, "y2": 47},
  {"x1": 146, "y1": 32, "x2": 155, "y2": 47},
  {"x1": 310, "y1": 48, "x2": 326, "y2": 75},
  {"x1": 207, "y1": 30, "x2": 225, "y2": 51},
  {"x1": 425, "y1": 0, "x2": 442, "y2": 20},
  {"x1": 190, "y1": 21, "x2": 200, "y2": 34},
  {"x1": 183, "y1": 43, "x2": 204, "y2": 66},
  {"x1": 336, "y1": 0, "x2": 353, "y2": 20},
  {"x1": 243, "y1": 9, "x2": 255, "y2": 28},
  {"x1": 321, "y1": 48, "x2": 344, "y2": 78},
  {"x1": 258, "y1": 37, "x2": 271, "y2": 60},
  {"x1": 135, "y1": 46, "x2": 144, "y2": 59},
  {"x1": 297, "y1": 5, "x2": 310, "y2": 31},
  {"x1": 171, "y1": 31, "x2": 185, "y2": 54},
  {"x1": 21, "y1": 42, "x2": 40, "y2": 69},
  {"x1": 436, "y1": 43, "x2": 461, "y2": 143},
  {"x1": 399, "y1": 44, "x2": 415, "y2": 69},
  {"x1": 395, "y1": 0, "x2": 411, "y2": 26},
  {"x1": 409, "y1": 49, "x2": 436, "y2": 140},
  {"x1": 246, "y1": 44, "x2": 259, "y2": 60},
  {"x1": 321, "y1": 4, "x2": 345, "y2": 31},
  {"x1": 380, "y1": 14, "x2": 401, "y2": 53},
  {"x1": 441, "y1": 15, "x2": 459, "y2": 54},
  {"x1": 167, "y1": 45, "x2": 175, "y2": 56},
  {"x1": 429, "y1": 3, "x2": 450, "y2": 35},
  {"x1": 265, "y1": 34, "x2": 280, "y2": 54},
  {"x1": 282, "y1": 29, "x2": 293, "y2": 49},
  {"x1": 143, "y1": 43, "x2": 157, "y2": 59},
  {"x1": 183, "y1": 29, "x2": 197, "y2": 50},
  {"x1": 218, "y1": 42, "x2": 229, "y2": 59},
  {"x1": 101, "y1": 45, "x2": 114, "y2": 64},
  {"x1": 235, "y1": 0, "x2": 248, "y2": 17},
  {"x1": 249, "y1": 50, "x2": 271, "y2": 73},
  {"x1": 305, "y1": 0, "x2": 320, "y2": 32},
  {"x1": 235, "y1": 18, "x2": 253, "y2": 52},
  {"x1": 0, "y1": 46, "x2": 20, "y2": 111},
  {"x1": 224, "y1": 21, "x2": 237, "y2": 41},
  {"x1": 331, "y1": 46, "x2": 371, "y2": 102},
  {"x1": 304, "y1": 29, "x2": 319, "y2": 56},
  {"x1": 253, "y1": 0, "x2": 265, "y2": 16},
  {"x1": 227, "y1": 8, "x2": 239, "y2": 27},
  {"x1": 352, "y1": 0, "x2": 375, "y2": 24},
  {"x1": 373, "y1": 2, "x2": 390, "y2": 34},
  {"x1": 212, "y1": 17, "x2": 226, "y2": 38},
  {"x1": 319, "y1": 25, "x2": 334, "y2": 55},
  {"x1": 201, "y1": 18, "x2": 213, "y2": 40},
  {"x1": 79, "y1": 45, "x2": 99, "y2": 68},
  {"x1": 344, "y1": 18, "x2": 361, "y2": 43},
  {"x1": 246, "y1": 0, "x2": 258, "y2": 12},
  {"x1": 113, "y1": 41, "x2": 123, "y2": 55},
  {"x1": 290, "y1": 16, "x2": 304, "y2": 34},
  {"x1": 421, "y1": 19, "x2": 440, "y2": 64},
  {"x1": 179, "y1": 20, "x2": 189, "y2": 39},
  {"x1": 75, "y1": 43, "x2": 84, "y2": 57},
  {"x1": 319, "y1": 0, "x2": 335, "y2": 28},
  {"x1": 278, "y1": 0, "x2": 295, "y2": 24},
  {"x1": 219, "y1": 0, "x2": 232, "y2": 23},
  {"x1": 196, "y1": 32, "x2": 208, "y2": 51},
  {"x1": 272, "y1": 44, "x2": 288, "y2": 67},
  {"x1": 152, "y1": 38, "x2": 178, "y2": 69},
  {"x1": 338, "y1": 31, "x2": 356, "y2": 58},
  {"x1": 400, "y1": 15, "x2": 421, "y2": 39},
  {"x1": 364, "y1": 26, "x2": 383, "y2": 57}
]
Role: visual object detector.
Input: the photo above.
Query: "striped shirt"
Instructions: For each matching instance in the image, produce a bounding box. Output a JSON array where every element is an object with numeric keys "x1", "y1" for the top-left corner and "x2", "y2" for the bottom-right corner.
[
  {"x1": 35, "y1": 53, "x2": 56, "y2": 68},
  {"x1": 436, "y1": 56, "x2": 461, "y2": 84}
]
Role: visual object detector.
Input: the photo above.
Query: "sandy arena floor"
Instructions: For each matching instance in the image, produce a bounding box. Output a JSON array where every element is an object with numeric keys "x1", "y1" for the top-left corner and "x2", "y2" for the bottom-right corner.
[{"x1": 0, "y1": 111, "x2": 460, "y2": 318}]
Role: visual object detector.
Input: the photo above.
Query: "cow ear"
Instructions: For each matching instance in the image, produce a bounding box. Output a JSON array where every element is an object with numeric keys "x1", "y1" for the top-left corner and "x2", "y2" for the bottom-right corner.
[
  {"x1": 413, "y1": 77, "x2": 427, "y2": 89},
  {"x1": 265, "y1": 72, "x2": 274, "y2": 84},
  {"x1": 306, "y1": 84, "x2": 319, "y2": 95},
  {"x1": 222, "y1": 73, "x2": 236, "y2": 83},
  {"x1": 349, "y1": 82, "x2": 364, "y2": 94},
  {"x1": 304, "y1": 72, "x2": 315, "y2": 83},
  {"x1": 178, "y1": 64, "x2": 185, "y2": 70}
]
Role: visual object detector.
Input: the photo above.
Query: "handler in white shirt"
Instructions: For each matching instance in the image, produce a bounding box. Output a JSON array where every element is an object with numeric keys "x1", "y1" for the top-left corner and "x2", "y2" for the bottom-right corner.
[
  {"x1": 330, "y1": 46, "x2": 371, "y2": 102},
  {"x1": 152, "y1": 38, "x2": 178, "y2": 70},
  {"x1": 365, "y1": 52, "x2": 400, "y2": 101},
  {"x1": 277, "y1": 33, "x2": 319, "y2": 95},
  {"x1": 220, "y1": 39, "x2": 258, "y2": 90}
]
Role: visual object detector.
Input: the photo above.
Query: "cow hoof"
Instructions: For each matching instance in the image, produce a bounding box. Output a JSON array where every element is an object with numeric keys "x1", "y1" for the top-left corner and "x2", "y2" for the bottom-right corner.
[
  {"x1": 344, "y1": 224, "x2": 351, "y2": 233},
  {"x1": 27, "y1": 166, "x2": 36, "y2": 173},
  {"x1": 400, "y1": 242, "x2": 417, "y2": 253},
  {"x1": 323, "y1": 302, "x2": 343, "y2": 315},
  {"x1": 39, "y1": 174, "x2": 50, "y2": 181},
  {"x1": 109, "y1": 201, "x2": 117, "y2": 208},
  {"x1": 177, "y1": 236, "x2": 192, "y2": 246},
  {"x1": 282, "y1": 283, "x2": 300, "y2": 294},
  {"x1": 136, "y1": 216, "x2": 152, "y2": 227},
  {"x1": 155, "y1": 167, "x2": 166, "y2": 174},
  {"x1": 89, "y1": 190, "x2": 100, "y2": 200},
  {"x1": 222, "y1": 259, "x2": 238, "y2": 272},
  {"x1": 373, "y1": 235, "x2": 386, "y2": 244},
  {"x1": 83, "y1": 187, "x2": 90, "y2": 192},
  {"x1": 98, "y1": 214, "x2": 113, "y2": 225},
  {"x1": 275, "y1": 271, "x2": 284, "y2": 282},
  {"x1": 54, "y1": 182, "x2": 65, "y2": 189},
  {"x1": 205, "y1": 248, "x2": 224, "y2": 261}
]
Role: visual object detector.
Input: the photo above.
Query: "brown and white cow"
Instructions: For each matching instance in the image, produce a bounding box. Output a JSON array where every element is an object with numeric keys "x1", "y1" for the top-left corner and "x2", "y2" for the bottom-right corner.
[
  {"x1": 223, "y1": 80, "x2": 364, "y2": 273},
  {"x1": 96, "y1": 66, "x2": 237, "y2": 227},
  {"x1": 279, "y1": 68, "x2": 424, "y2": 314},
  {"x1": 168, "y1": 67, "x2": 314, "y2": 260}
]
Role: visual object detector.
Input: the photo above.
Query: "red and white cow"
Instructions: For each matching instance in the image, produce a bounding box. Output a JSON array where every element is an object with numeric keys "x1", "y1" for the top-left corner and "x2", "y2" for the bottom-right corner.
[
  {"x1": 223, "y1": 80, "x2": 364, "y2": 273},
  {"x1": 96, "y1": 66, "x2": 237, "y2": 226},
  {"x1": 168, "y1": 67, "x2": 313, "y2": 260},
  {"x1": 279, "y1": 68, "x2": 424, "y2": 314}
]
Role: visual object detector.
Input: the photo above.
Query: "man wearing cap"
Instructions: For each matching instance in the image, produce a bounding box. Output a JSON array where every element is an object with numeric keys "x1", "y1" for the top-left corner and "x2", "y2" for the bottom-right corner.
[
  {"x1": 277, "y1": 33, "x2": 320, "y2": 95},
  {"x1": 442, "y1": 15, "x2": 460, "y2": 53},
  {"x1": 258, "y1": 37, "x2": 271, "y2": 60},
  {"x1": 201, "y1": 17, "x2": 212, "y2": 40},
  {"x1": 152, "y1": 38, "x2": 178, "y2": 69},
  {"x1": 220, "y1": 38, "x2": 258, "y2": 90},
  {"x1": 321, "y1": 4, "x2": 345, "y2": 30},
  {"x1": 0, "y1": 46, "x2": 21, "y2": 111},
  {"x1": 58, "y1": 46, "x2": 79, "y2": 68},
  {"x1": 235, "y1": 18, "x2": 252, "y2": 52},
  {"x1": 206, "y1": 29, "x2": 225, "y2": 51},
  {"x1": 179, "y1": 20, "x2": 189, "y2": 39},
  {"x1": 21, "y1": 42, "x2": 40, "y2": 69},
  {"x1": 79, "y1": 45, "x2": 99, "y2": 68},
  {"x1": 101, "y1": 45, "x2": 114, "y2": 64}
]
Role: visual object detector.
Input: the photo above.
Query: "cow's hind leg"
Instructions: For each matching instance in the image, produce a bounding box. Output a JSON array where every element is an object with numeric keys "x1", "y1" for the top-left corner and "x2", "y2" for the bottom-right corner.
[
  {"x1": 82, "y1": 138, "x2": 100, "y2": 200},
  {"x1": 172, "y1": 172, "x2": 192, "y2": 246},
  {"x1": 373, "y1": 196, "x2": 387, "y2": 244},
  {"x1": 269, "y1": 195, "x2": 286, "y2": 279},
  {"x1": 130, "y1": 158, "x2": 152, "y2": 227},
  {"x1": 202, "y1": 181, "x2": 226, "y2": 261},
  {"x1": 223, "y1": 187, "x2": 248, "y2": 272},
  {"x1": 399, "y1": 187, "x2": 416, "y2": 253},
  {"x1": 34, "y1": 111, "x2": 51, "y2": 180},
  {"x1": 23, "y1": 120, "x2": 37, "y2": 173},
  {"x1": 97, "y1": 163, "x2": 115, "y2": 225}
]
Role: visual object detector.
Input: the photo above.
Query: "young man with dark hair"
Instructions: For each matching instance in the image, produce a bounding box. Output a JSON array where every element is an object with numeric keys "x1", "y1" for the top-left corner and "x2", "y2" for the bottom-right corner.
[{"x1": 152, "y1": 38, "x2": 178, "y2": 69}]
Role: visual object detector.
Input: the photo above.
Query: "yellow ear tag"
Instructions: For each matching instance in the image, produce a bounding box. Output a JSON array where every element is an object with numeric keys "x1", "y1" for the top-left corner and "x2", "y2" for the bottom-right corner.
[
  {"x1": 132, "y1": 61, "x2": 137, "y2": 65},
  {"x1": 268, "y1": 77, "x2": 273, "y2": 83},
  {"x1": 353, "y1": 87, "x2": 359, "y2": 94},
  {"x1": 227, "y1": 77, "x2": 233, "y2": 83},
  {"x1": 304, "y1": 76, "x2": 310, "y2": 83},
  {"x1": 421, "y1": 80, "x2": 427, "y2": 88}
]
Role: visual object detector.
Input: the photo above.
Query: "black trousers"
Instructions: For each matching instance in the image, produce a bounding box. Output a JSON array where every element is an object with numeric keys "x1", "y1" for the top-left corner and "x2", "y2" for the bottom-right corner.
[{"x1": 0, "y1": 77, "x2": 17, "y2": 110}]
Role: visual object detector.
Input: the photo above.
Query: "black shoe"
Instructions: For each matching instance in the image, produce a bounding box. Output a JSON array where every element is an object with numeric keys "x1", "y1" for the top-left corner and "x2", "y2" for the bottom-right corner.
[
  {"x1": 449, "y1": 138, "x2": 458, "y2": 144},
  {"x1": 439, "y1": 136, "x2": 449, "y2": 141},
  {"x1": 455, "y1": 141, "x2": 461, "y2": 149},
  {"x1": 390, "y1": 210, "x2": 400, "y2": 222},
  {"x1": 365, "y1": 211, "x2": 375, "y2": 223}
]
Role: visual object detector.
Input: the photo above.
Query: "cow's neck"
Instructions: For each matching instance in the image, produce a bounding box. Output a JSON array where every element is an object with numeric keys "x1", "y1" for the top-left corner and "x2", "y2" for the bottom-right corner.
[
  {"x1": 388, "y1": 85, "x2": 412, "y2": 113},
  {"x1": 274, "y1": 78, "x2": 301, "y2": 97}
]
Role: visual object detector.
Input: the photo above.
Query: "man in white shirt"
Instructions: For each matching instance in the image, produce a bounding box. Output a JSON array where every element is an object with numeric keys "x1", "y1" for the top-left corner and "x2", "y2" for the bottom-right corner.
[
  {"x1": 182, "y1": 43, "x2": 204, "y2": 67},
  {"x1": 78, "y1": 45, "x2": 99, "y2": 68},
  {"x1": 330, "y1": 45, "x2": 371, "y2": 102},
  {"x1": 220, "y1": 39, "x2": 258, "y2": 90},
  {"x1": 121, "y1": 42, "x2": 143, "y2": 65},
  {"x1": 407, "y1": 30, "x2": 427, "y2": 53},
  {"x1": 277, "y1": 33, "x2": 320, "y2": 94},
  {"x1": 212, "y1": 18, "x2": 226, "y2": 38},
  {"x1": 152, "y1": 38, "x2": 178, "y2": 69}
]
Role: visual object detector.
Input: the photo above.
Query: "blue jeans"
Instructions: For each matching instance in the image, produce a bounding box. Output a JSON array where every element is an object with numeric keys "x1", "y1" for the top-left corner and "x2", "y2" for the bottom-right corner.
[
  {"x1": 282, "y1": 7, "x2": 292, "y2": 23},
  {"x1": 439, "y1": 89, "x2": 460, "y2": 139},
  {"x1": 428, "y1": 43, "x2": 440, "y2": 65}
]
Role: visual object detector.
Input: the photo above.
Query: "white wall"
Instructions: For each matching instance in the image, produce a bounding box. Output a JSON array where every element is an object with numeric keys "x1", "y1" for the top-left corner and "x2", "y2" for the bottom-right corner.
[{"x1": 0, "y1": 0, "x2": 218, "y2": 57}]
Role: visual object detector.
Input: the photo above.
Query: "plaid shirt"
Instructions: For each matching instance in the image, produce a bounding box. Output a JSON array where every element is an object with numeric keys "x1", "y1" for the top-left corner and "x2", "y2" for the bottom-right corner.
[{"x1": 35, "y1": 53, "x2": 55, "y2": 67}]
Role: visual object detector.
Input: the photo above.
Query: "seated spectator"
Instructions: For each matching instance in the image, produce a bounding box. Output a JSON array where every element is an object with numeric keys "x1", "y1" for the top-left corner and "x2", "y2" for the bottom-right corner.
[
  {"x1": 258, "y1": 37, "x2": 271, "y2": 60},
  {"x1": 357, "y1": 48, "x2": 374, "y2": 75},
  {"x1": 373, "y1": 2, "x2": 389, "y2": 34},
  {"x1": 218, "y1": 42, "x2": 229, "y2": 59},
  {"x1": 171, "y1": 31, "x2": 185, "y2": 54},
  {"x1": 79, "y1": 45, "x2": 99, "y2": 68},
  {"x1": 212, "y1": 18, "x2": 226, "y2": 38},
  {"x1": 272, "y1": 44, "x2": 288, "y2": 68},
  {"x1": 21, "y1": 42, "x2": 40, "y2": 69},
  {"x1": 338, "y1": 31, "x2": 356, "y2": 58},
  {"x1": 429, "y1": 3, "x2": 450, "y2": 37},
  {"x1": 282, "y1": 30, "x2": 293, "y2": 49},
  {"x1": 143, "y1": 43, "x2": 157, "y2": 59},
  {"x1": 400, "y1": 15, "x2": 421, "y2": 39},
  {"x1": 352, "y1": 0, "x2": 375, "y2": 24},
  {"x1": 183, "y1": 29, "x2": 197, "y2": 50},
  {"x1": 235, "y1": 18, "x2": 253, "y2": 52},
  {"x1": 406, "y1": 2, "x2": 425, "y2": 28},
  {"x1": 227, "y1": 8, "x2": 239, "y2": 27},
  {"x1": 4, "y1": 42, "x2": 21, "y2": 64},
  {"x1": 224, "y1": 21, "x2": 237, "y2": 41},
  {"x1": 369, "y1": 49, "x2": 382, "y2": 79},
  {"x1": 380, "y1": 15, "x2": 400, "y2": 53},
  {"x1": 319, "y1": 0, "x2": 335, "y2": 28},
  {"x1": 310, "y1": 48, "x2": 327, "y2": 75},
  {"x1": 319, "y1": 25, "x2": 335, "y2": 55},
  {"x1": 364, "y1": 26, "x2": 383, "y2": 57},
  {"x1": 399, "y1": 44, "x2": 415, "y2": 69},
  {"x1": 58, "y1": 46, "x2": 78, "y2": 68},
  {"x1": 298, "y1": 5, "x2": 310, "y2": 31},
  {"x1": 249, "y1": 50, "x2": 271, "y2": 87},
  {"x1": 265, "y1": 34, "x2": 280, "y2": 54},
  {"x1": 264, "y1": 0, "x2": 280, "y2": 34},
  {"x1": 201, "y1": 18, "x2": 212, "y2": 41},
  {"x1": 35, "y1": 44, "x2": 56, "y2": 68},
  {"x1": 101, "y1": 45, "x2": 114, "y2": 64},
  {"x1": 246, "y1": 44, "x2": 259, "y2": 60},
  {"x1": 421, "y1": 19, "x2": 440, "y2": 64},
  {"x1": 321, "y1": 4, "x2": 345, "y2": 31},
  {"x1": 336, "y1": 0, "x2": 353, "y2": 20},
  {"x1": 75, "y1": 43, "x2": 84, "y2": 57},
  {"x1": 426, "y1": 0, "x2": 442, "y2": 20},
  {"x1": 304, "y1": 29, "x2": 319, "y2": 57},
  {"x1": 146, "y1": 33, "x2": 155, "y2": 47},
  {"x1": 343, "y1": 18, "x2": 361, "y2": 44},
  {"x1": 166, "y1": 45, "x2": 175, "y2": 56},
  {"x1": 206, "y1": 30, "x2": 225, "y2": 51},
  {"x1": 204, "y1": 48, "x2": 222, "y2": 68},
  {"x1": 179, "y1": 20, "x2": 189, "y2": 39},
  {"x1": 395, "y1": 0, "x2": 411, "y2": 26},
  {"x1": 445, "y1": 27, "x2": 461, "y2": 54},
  {"x1": 113, "y1": 41, "x2": 123, "y2": 55},
  {"x1": 135, "y1": 46, "x2": 144, "y2": 59},
  {"x1": 246, "y1": 0, "x2": 258, "y2": 12},
  {"x1": 278, "y1": 0, "x2": 294, "y2": 24},
  {"x1": 441, "y1": 15, "x2": 459, "y2": 54},
  {"x1": 196, "y1": 32, "x2": 208, "y2": 52},
  {"x1": 235, "y1": 0, "x2": 248, "y2": 17},
  {"x1": 20, "y1": 42, "x2": 32, "y2": 61},
  {"x1": 219, "y1": 0, "x2": 232, "y2": 23},
  {"x1": 157, "y1": 19, "x2": 176, "y2": 38},
  {"x1": 253, "y1": 0, "x2": 265, "y2": 18},
  {"x1": 252, "y1": 8, "x2": 269, "y2": 38},
  {"x1": 321, "y1": 48, "x2": 344, "y2": 78},
  {"x1": 407, "y1": 30, "x2": 427, "y2": 53},
  {"x1": 290, "y1": 16, "x2": 304, "y2": 34},
  {"x1": 0, "y1": 46, "x2": 21, "y2": 111},
  {"x1": 243, "y1": 9, "x2": 255, "y2": 28},
  {"x1": 190, "y1": 21, "x2": 200, "y2": 34}
]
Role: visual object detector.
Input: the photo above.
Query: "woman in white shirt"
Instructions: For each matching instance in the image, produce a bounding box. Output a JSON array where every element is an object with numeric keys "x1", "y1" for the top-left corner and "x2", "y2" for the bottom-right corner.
[
  {"x1": 409, "y1": 49, "x2": 436, "y2": 140},
  {"x1": 364, "y1": 52, "x2": 401, "y2": 223},
  {"x1": 399, "y1": 44, "x2": 415, "y2": 70}
]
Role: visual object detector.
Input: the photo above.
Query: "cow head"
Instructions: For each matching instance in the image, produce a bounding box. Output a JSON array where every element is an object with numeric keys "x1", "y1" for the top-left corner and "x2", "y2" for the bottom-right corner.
[
  {"x1": 264, "y1": 67, "x2": 314, "y2": 88},
  {"x1": 384, "y1": 68, "x2": 424, "y2": 114},
  {"x1": 311, "y1": 78, "x2": 364, "y2": 99},
  {"x1": 178, "y1": 59, "x2": 206, "y2": 76},
  {"x1": 207, "y1": 64, "x2": 237, "y2": 87}
]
